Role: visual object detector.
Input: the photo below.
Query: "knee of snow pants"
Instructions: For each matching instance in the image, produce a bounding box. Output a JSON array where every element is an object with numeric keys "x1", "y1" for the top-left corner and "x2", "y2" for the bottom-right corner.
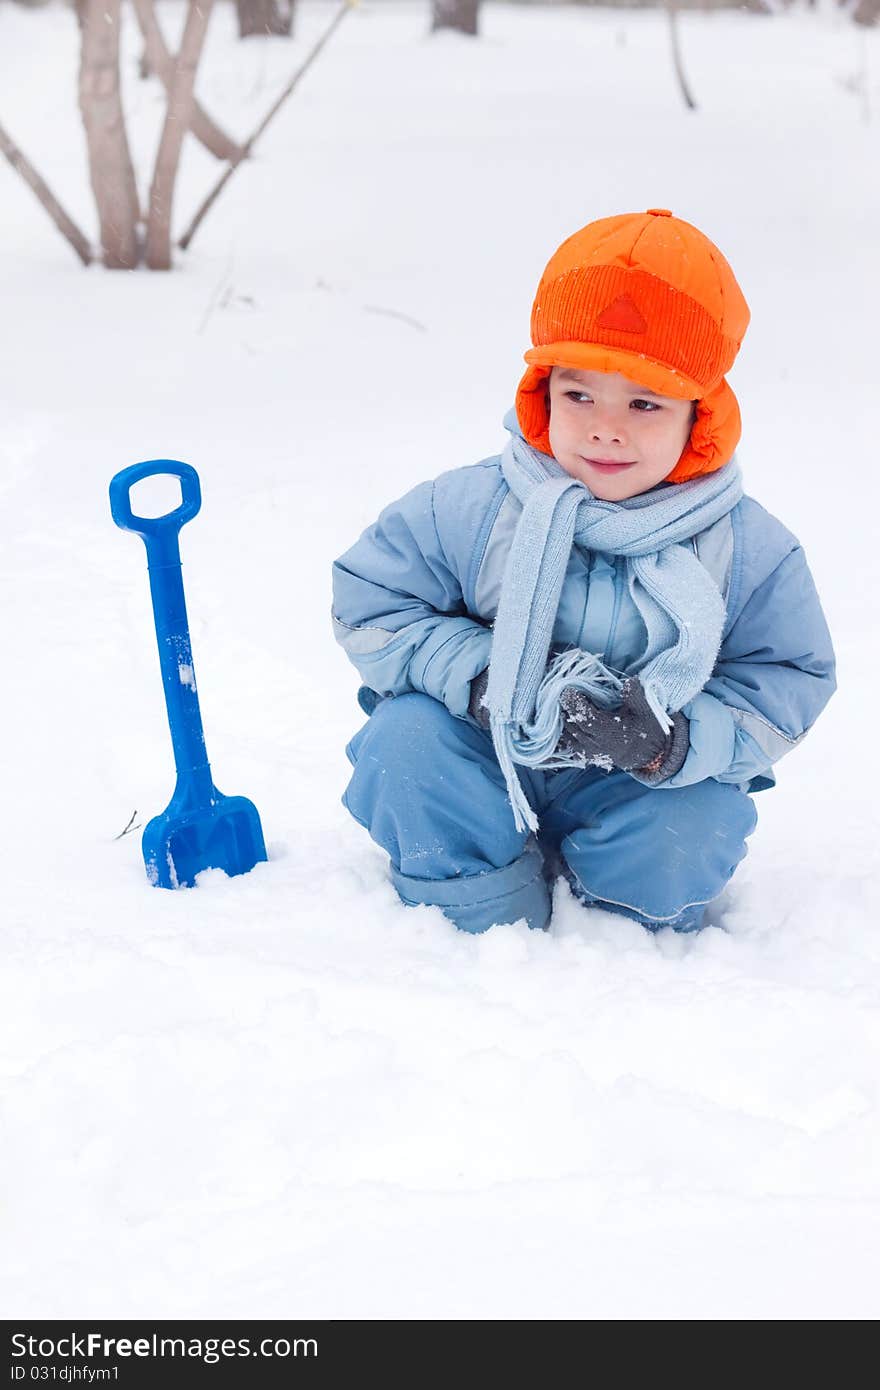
[
  {"x1": 546, "y1": 770, "x2": 758, "y2": 932},
  {"x1": 342, "y1": 692, "x2": 551, "y2": 933}
]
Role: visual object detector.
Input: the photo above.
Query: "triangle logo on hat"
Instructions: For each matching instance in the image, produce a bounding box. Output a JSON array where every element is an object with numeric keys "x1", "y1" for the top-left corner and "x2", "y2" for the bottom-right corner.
[{"x1": 596, "y1": 294, "x2": 647, "y2": 334}]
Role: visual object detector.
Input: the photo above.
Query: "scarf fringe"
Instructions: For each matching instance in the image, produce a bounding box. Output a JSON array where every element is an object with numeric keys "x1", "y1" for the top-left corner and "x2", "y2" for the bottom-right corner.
[
  {"x1": 640, "y1": 676, "x2": 674, "y2": 735},
  {"x1": 489, "y1": 714, "x2": 539, "y2": 835},
  {"x1": 490, "y1": 650, "x2": 628, "y2": 831},
  {"x1": 512, "y1": 647, "x2": 623, "y2": 764}
]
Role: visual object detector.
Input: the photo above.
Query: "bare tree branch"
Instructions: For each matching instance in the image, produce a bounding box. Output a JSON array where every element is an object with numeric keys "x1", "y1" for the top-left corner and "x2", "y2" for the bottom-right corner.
[
  {"x1": 0, "y1": 118, "x2": 93, "y2": 265},
  {"x1": 77, "y1": 0, "x2": 140, "y2": 267},
  {"x1": 178, "y1": 0, "x2": 356, "y2": 253},
  {"x1": 131, "y1": 0, "x2": 244, "y2": 162},
  {"x1": 666, "y1": 1, "x2": 697, "y2": 111},
  {"x1": 146, "y1": 0, "x2": 217, "y2": 270}
]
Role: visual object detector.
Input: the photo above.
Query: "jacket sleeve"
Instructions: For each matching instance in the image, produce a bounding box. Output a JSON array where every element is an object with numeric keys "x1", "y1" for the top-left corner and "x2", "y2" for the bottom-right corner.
[
  {"x1": 331, "y1": 476, "x2": 494, "y2": 719},
  {"x1": 638, "y1": 529, "x2": 836, "y2": 791}
]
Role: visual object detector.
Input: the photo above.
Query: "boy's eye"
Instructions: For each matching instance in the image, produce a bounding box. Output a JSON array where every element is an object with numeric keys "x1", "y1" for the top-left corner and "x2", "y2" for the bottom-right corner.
[{"x1": 562, "y1": 390, "x2": 661, "y2": 411}]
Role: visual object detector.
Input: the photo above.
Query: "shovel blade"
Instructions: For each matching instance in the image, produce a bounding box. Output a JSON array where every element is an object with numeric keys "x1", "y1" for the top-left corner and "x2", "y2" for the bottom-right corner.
[{"x1": 142, "y1": 793, "x2": 267, "y2": 889}]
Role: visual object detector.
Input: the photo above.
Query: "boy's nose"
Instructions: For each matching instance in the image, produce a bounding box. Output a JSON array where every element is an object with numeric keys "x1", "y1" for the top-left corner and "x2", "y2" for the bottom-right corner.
[{"x1": 590, "y1": 413, "x2": 626, "y2": 445}]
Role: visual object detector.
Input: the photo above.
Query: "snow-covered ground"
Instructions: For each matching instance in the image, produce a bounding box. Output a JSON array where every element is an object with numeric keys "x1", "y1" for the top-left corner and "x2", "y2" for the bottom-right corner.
[{"x1": 2, "y1": 0, "x2": 879, "y2": 1319}]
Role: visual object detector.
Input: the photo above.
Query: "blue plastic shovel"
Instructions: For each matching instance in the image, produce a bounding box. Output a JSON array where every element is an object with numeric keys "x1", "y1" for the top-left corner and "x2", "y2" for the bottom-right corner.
[{"x1": 109, "y1": 459, "x2": 267, "y2": 889}]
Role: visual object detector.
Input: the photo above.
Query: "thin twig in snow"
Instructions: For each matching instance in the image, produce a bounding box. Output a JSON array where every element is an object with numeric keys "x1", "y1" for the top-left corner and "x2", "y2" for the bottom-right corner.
[
  {"x1": 114, "y1": 810, "x2": 142, "y2": 840},
  {"x1": 364, "y1": 305, "x2": 428, "y2": 333},
  {"x1": 666, "y1": 1, "x2": 697, "y2": 112}
]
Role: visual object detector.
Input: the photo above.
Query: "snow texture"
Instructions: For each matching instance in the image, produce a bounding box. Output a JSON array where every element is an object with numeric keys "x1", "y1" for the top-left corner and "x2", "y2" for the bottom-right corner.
[{"x1": 1, "y1": 0, "x2": 878, "y2": 1320}]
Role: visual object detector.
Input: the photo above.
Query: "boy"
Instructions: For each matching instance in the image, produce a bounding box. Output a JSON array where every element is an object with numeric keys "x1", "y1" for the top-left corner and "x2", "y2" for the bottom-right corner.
[{"x1": 332, "y1": 210, "x2": 835, "y2": 934}]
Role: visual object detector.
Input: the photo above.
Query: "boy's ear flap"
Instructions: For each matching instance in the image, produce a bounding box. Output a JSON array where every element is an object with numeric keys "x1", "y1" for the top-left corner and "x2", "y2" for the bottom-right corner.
[
  {"x1": 515, "y1": 363, "x2": 553, "y2": 454},
  {"x1": 666, "y1": 378, "x2": 741, "y2": 482}
]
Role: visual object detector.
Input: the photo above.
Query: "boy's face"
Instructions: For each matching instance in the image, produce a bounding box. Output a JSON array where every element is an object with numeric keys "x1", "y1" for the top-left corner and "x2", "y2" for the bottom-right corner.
[{"x1": 547, "y1": 368, "x2": 695, "y2": 500}]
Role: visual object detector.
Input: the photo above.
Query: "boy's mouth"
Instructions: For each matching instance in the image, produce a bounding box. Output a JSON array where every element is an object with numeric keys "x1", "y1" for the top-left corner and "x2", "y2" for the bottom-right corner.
[{"x1": 582, "y1": 457, "x2": 638, "y2": 474}]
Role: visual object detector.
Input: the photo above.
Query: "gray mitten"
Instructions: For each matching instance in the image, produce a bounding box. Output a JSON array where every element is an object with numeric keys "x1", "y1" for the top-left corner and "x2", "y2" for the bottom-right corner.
[
  {"x1": 558, "y1": 676, "x2": 689, "y2": 781},
  {"x1": 468, "y1": 667, "x2": 491, "y2": 730}
]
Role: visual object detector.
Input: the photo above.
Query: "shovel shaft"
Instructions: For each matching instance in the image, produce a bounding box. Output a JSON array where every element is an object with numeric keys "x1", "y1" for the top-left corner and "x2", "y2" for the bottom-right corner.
[
  {"x1": 110, "y1": 460, "x2": 215, "y2": 806},
  {"x1": 146, "y1": 540, "x2": 214, "y2": 801}
]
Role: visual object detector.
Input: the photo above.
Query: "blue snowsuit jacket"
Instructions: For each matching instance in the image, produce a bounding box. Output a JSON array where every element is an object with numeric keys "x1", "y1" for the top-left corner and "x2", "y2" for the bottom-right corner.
[{"x1": 332, "y1": 450, "x2": 836, "y2": 794}]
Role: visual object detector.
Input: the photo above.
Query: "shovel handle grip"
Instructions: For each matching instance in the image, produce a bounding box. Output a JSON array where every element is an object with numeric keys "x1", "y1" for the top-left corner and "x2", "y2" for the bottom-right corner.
[{"x1": 109, "y1": 460, "x2": 201, "y2": 539}]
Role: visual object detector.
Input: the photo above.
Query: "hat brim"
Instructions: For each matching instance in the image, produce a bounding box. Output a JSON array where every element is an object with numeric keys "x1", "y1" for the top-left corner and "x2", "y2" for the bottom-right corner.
[{"x1": 523, "y1": 342, "x2": 703, "y2": 401}]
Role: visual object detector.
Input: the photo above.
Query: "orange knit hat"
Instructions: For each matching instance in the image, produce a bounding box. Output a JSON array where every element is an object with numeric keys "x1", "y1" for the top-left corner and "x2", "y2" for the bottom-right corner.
[{"x1": 515, "y1": 209, "x2": 750, "y2": 482}]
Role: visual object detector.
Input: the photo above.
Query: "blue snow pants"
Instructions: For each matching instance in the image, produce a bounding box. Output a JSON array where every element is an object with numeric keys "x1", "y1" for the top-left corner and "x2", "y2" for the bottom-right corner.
[{"x1": 343, "y1": 692, "x2": 758, "y2": 935}]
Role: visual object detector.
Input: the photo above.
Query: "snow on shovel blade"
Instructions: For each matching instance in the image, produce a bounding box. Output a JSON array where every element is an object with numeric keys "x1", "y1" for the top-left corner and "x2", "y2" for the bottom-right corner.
[
  {"x1": 143, "y1": 794, "x2": 266, "y2": 890},
  {"x1": 109, "y1": 459, "x2": 267, "y2": 889}
]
